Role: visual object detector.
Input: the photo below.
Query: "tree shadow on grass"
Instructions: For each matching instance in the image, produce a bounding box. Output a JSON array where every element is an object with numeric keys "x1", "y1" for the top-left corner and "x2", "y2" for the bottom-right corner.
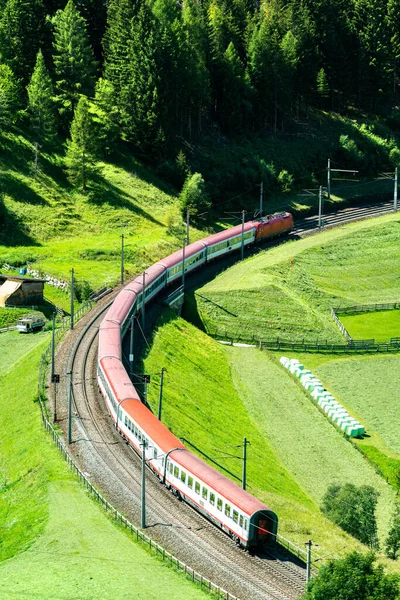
[
  {"x1": 86, "y1": 170, "x2": 164, "y2": 226},
  {"x1": 1, "y1": 173, "x2": 49, "y2": 206},
  {"x1": 0, "y1": 209, "x2": 40, "y2": 247}
]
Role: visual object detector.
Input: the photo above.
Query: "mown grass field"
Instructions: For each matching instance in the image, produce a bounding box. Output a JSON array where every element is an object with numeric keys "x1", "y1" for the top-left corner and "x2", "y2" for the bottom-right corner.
[
  {"x1": 276, "y1": 350, "x2": 400, "y2": 491},
  {"x1": 194, "y1": 213, "x2": 400, "y2": 343},
  {"x1": 340, "y1": 310, "x2": 400, "y2": 342},
  {"x1": 142, "y1": 313, "x2": 398, "y2": 567},
  {"x1": 0, "y1": 333, "x2": 208, "y2": 599}
]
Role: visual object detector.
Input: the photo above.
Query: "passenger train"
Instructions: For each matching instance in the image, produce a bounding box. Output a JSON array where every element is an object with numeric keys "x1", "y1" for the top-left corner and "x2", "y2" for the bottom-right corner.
[{"x1": 97, "y1": 212, "x2": 294, "y2": 549}]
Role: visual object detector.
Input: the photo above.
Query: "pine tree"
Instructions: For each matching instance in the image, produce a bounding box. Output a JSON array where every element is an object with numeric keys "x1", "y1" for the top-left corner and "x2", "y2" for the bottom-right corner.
[
  {"x1": 65, "y1": 95, "x2": 97, "y2": 191},
  {"x1": 0, "y1": 63, "x2": 19, "y2": 129},
  {"x1": 316, "y1": 67, "x2": 329, "y2": 107},
  {"x1": 52, "y1": 0, "x2": 96, "y2": 127},
  {"x1": 180, "y1": 172, "x2": 211, "y2": 221},
  {"x1": 220, "y1": 42, "x2": 252, "y2": 133},
  {"x1": 0, "y1": 0, "x2": 45, "y2": 87},
  {"x1": 120, "y1": 3, "x2": 163, "y2": 153},
  {"x1": 27, "y1": 50, "x2": 57, "y2": 141}
]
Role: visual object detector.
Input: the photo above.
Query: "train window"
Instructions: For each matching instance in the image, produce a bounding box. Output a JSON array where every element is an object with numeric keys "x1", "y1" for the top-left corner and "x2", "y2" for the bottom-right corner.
[
  {"x1": 174, "y1": 466, "x2": 179, "y2": 478},
  {"x1": 180, "y1": 471, "x2": 186, "y2": 483},
  {"x1": 217, "y1": 498, "x2": 222, "y2": 511},
  {"x1": 233, "y1": 511, "x2": 239, "y2": 524},
  {"x1": 188, "y1": 476, "x2": 193, "y2": 489},
  {"x1": 124, "y1": 416, "x2": 128, "y2": 426},
  {"x1": 169, "y1": 462, "x2": 173, "y2": 474},
  {"x1": 210, "y1": 493, "x2": 215, "y2": 506},
  {"x1": 154, "y1": 448, "x2": 158, "y2": 459},
  {"x1": 162, "y1": 457, "x2": 164, "y2": 467},
  {"x1": 239, "y1": 515, "x2": 243, "y2": 528},
  {"x1": 195, "y1": 481, "x2": 200, "y2": 494},
  {"x1": 202, "y1": 487, "x2": 208, "y2": 500},
  {"x1": 244, "y1": 519, "x2": 248, "y2": 531},
  {"x1": 225, "y1": 504, "x2": 231, "y2": 518}
]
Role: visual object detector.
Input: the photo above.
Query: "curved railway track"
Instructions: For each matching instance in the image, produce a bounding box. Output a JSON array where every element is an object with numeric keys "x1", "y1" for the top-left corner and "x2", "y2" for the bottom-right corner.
[{"x1": 54, "y1": 199, "x2": 396, "y2": 600}]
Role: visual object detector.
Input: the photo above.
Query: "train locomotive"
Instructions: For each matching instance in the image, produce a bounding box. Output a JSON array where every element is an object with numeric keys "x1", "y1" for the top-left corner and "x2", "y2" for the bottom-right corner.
[{"x1": 97, "y1": 212, "x2": 293, "y2": 549}]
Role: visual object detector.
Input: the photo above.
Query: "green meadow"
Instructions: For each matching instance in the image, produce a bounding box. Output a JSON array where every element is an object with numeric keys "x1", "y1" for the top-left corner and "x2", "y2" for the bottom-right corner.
[
  {"x1": 193, "y1": 213, "x2": 400, "y2": 344},
  {"x1": 340, "y1": 310, "x2": 400, "y2": 342},
  {"x1": 142, "y1": 314, "x2": 398, "y2": 567},
  {"x1": 0, "y1": 332, "x2": 208, "y2": 599}
]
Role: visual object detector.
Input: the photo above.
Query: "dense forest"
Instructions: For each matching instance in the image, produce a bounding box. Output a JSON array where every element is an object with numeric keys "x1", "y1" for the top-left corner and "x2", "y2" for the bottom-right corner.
[{"x1": 2, "y1": 0, "x2": 400, "y2": 213}]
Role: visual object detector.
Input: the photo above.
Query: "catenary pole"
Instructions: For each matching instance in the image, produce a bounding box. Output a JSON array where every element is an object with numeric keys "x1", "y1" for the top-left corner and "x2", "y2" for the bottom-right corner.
[
  {"x1": 241, "y1": 210, "x2": 245, "y2": 260},
  {"x1": 51, "y1": 312, "x2": 55, "y2": 381},
  {"x1": 186, "y1": 208, "x2": 190, "y2": 245},
  {"x1": 68, "y1": 371, "x2": 73, "y2": 444},
  {"x1": 242, "y1": 437, "x2": 248, "y2": 490},
  {"x1": 259, "y1": 182, "x2": 264, "y2": 217},
  {"x1": 306, "y1": 540, "x2": 312, "y2": 583},
  {"x1": 70, "y1": 268, "x2": 75, "y2": 330},
  {"x1": 394, "y1": 167, "x2": 398, "y2": 212},
  {"x1": 318, "y1": 186, "x2": 323, "y2": 228},
  {"x1": 121, "y1": 233, "x2": 125, "y2": 285},
  {"x1": 158, "y1": 367, "x2": 165, "y2": 421},
  {"x1": 129, "y1": 316, "x2": 134, "y2": 378},
  {"x1": 142, "y1": 272, "x2": 146, "y2": 330},
  {"x1": 327, "y1": 159, "x2": 331, "y2": 201},
  {"x1": 181, "y1": 239, "x2": 186, "y2": 291},
  {"x1": 141, "y1": 440, "x2": 147, "y2": 528}
]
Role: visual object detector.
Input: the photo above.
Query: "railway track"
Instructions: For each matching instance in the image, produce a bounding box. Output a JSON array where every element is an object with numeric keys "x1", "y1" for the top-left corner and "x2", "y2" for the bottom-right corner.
[
  {"x1": 54, "y1": 199, "x2": 396, "y2": 600},
  {"x1": 59, "y1": 300, "x2": 305, "y2": 600}
]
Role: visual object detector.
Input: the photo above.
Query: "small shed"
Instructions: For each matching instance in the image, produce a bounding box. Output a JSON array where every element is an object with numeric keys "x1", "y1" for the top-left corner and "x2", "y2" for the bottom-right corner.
[{"x1": 0, "y1": 275, "x2": 45, "y2": 307}]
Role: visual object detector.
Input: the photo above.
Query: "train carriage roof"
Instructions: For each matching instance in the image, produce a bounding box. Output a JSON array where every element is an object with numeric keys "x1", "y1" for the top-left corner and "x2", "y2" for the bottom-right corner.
[
  {"x1": 100, "y1": 356, "x2": 141, "y2": 401},
  {"x1": 158, "y1": 240, "x2": 207, "y2": 269},
  {"x1": 98, "y1": 320, "x2": 122, "y2": 361},
  {"x1": 202, "y1": 222, "x2": 256, "y2": 247},
  {"x1": 170, "y1": 448, "x2": 274, "y2": 517}
]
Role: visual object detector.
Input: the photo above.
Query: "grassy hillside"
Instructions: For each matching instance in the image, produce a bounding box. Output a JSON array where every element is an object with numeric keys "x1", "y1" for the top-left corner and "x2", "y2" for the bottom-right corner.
[
  {"x1": 340, "y1": 310, "x2": 400, "y2": 342},
  {"x1": 193, "y1": 213, "x2": 400, "y2": 343},
  {"x1": 142, "y1": 313, "x2": 398, "y2": 566},
  {"x1": 0, "y1": 130, "x2": 206, "y2": 288},
  {"x1": 0, "y1": 331, "x2": 208, "y2": 599}
]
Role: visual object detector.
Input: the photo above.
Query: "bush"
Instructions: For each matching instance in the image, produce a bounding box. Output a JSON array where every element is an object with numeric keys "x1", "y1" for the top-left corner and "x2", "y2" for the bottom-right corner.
[
  {"x1": 321, "y1": 483, "x2": 379, "y2": 548},
  {"x1": 301, "y1": 552, "x2": 399, "y2": 600}
]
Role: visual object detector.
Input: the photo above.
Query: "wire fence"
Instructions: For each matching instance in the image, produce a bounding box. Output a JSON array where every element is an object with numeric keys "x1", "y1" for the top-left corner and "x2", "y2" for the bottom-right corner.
[
  {"x1": 37, "y1": 300, "x2": 242, "y2": 600},
  {"x1": 334, "y1": 301, "x2": 400, "y2": 314}
]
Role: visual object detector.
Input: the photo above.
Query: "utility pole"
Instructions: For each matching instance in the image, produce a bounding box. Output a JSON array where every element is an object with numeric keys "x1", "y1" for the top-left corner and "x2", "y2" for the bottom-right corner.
[
  {"x1": 121, "y1": 233, "x2": 125, "y2": 285},
  {"x1": 157, "y1": 367, "x2": 166, "y2": 421},
  {"x1": 241, "y1": 210, "x2": 245, "y2": 261},
  {"x1": 186, "y1": 207, "x2": 190, "y2": 245},
  {"x1": 51, "y1": 313, "x2": 56, "y2": 381},
  {"x1": 68, "y1": 371, "x2": 73, "y2": 444},
  {"x1": 181, "y1": 240, "x2": 186, "y2": 291},
  {"x1": 141, "y1": 440, "x2": 148, "y2": 529},
  {"x1": 259, "y1": 182, "x2": 264, "y2": 218},
  {"x1": 305, "y1": 540, "x2": 312, "y2": 584},
  {"x1": 141, "y1": 272, "x2": 146, "y2": 331},
  {"x1": 242, "y1": 437, "x2": 249, "y2": 490},
  {"x1": 394, "y1": 167, "x2": 398, "y2": 212},
  {"x1": 129, "y1": 316, "x2": 134, "y2": 379},
  {"x1": 70, "y1": 268, "x2": 75, "y2": 330},
  {"x1": 318, "y1": 186, "x2": 323, "y2": 229}
]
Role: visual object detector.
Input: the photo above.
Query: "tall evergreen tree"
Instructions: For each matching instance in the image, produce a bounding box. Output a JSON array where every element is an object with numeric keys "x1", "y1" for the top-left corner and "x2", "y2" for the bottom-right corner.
[
  {"x1": 385, "y1": 502, "x2": 400, "y2": 560},
  {"x1": 52, "y1": 0, "x2": 96, "y2": 127},
  {"x1": 65, "y1": 95, "x2": 97, "y2": 191},
  {"x1": 120, "y1": 3, "x2": 163, "y2": 153},
  {"x1": 181, "y1": 0, "x2": 210, "y2": 136},
  {"x1": 0, "y1": 62, "x2": 19, "y2": 129},
  {"x1": 103, "y1": 0, "x2": 137, "y2": 116},
  {"x1": 220, "y1": 42, "x2": 251, "y2": 133},
  {"x1": 0, "y1": 0, "x2": 45, "y2": 87},
  {"x1": 27, "y1": 50, "x2": 57, "y2": 141}
]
